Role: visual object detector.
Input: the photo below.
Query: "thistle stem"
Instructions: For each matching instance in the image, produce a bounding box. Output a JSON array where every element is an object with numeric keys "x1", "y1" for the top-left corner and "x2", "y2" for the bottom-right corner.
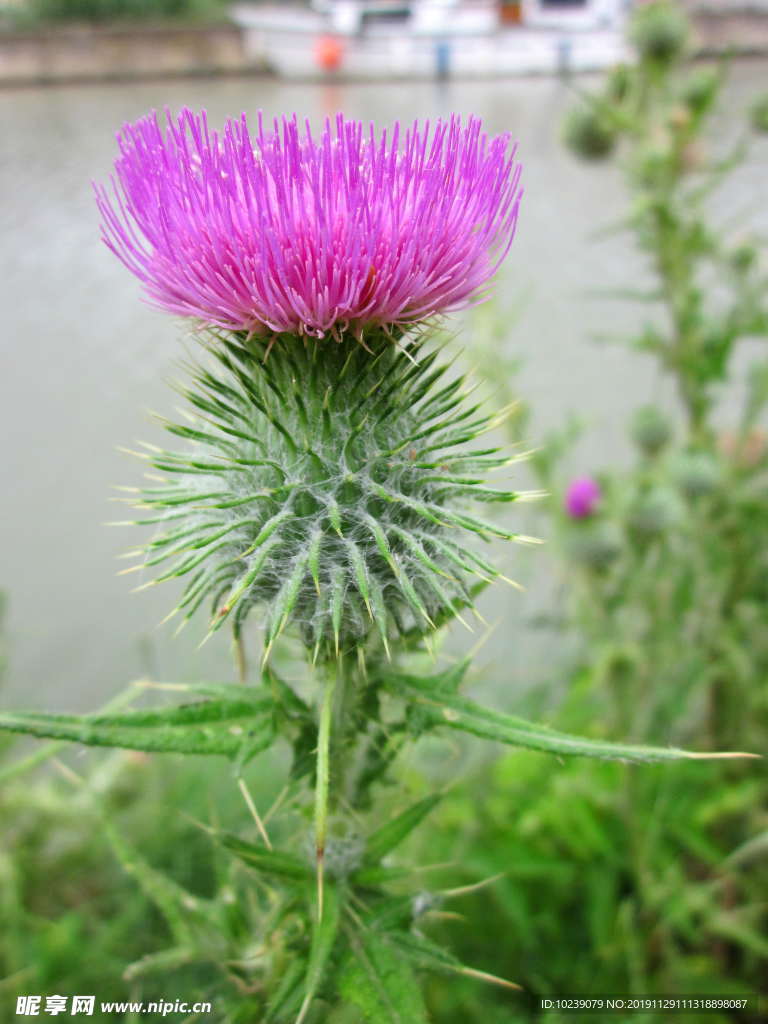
[
  {"x1": 314, "y1": 660, "x2": 338, "y2": 920},
  {"x1": 233, "y1": 629, "x2": 248, "y2": 685}
]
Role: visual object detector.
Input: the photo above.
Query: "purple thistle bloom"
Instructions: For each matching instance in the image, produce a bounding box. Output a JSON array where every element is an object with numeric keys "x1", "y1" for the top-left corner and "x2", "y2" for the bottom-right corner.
[
  {"x1": 95, "y1": 109, "x2": 522, "y2": 339},
  {"x1": 565, "y1": 477, "x2": 602, "y2": 519}
]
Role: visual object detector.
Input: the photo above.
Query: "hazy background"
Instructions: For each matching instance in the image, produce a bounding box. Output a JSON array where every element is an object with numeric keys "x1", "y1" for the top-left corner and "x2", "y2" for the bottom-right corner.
[{"x1": 2, "y1": 63, "x2": 767, "y2": 709}]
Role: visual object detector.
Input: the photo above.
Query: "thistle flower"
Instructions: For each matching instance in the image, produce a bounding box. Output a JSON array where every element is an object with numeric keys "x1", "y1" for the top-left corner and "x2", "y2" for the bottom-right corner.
[
  {"x1": 564, "y1": 477, "x2": 601, "y2": 519},
  {"x1": 95, "y1": 109, "x2": 522, "y2": 340},
  {"x1": 104, "y1": 110, "x2": 530, "y2": 662}
]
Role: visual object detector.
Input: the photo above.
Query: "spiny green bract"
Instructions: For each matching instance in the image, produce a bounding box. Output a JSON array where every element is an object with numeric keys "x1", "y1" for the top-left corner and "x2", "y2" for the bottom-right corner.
[{"x1": 122, "y1": 331, "x2": 528, "y2": 662}]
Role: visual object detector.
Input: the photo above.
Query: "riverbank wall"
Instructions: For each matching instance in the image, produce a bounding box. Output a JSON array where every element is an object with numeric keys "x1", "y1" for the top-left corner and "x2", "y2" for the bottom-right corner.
[{"x1": 0, "y1": 22, "x2": 262, "y2": 86}]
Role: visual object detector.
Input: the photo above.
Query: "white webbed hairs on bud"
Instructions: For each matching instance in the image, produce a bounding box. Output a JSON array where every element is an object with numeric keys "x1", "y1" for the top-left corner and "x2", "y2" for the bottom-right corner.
[{"x1": 124, "y1": 330, "x2": 528, "y2": 663}]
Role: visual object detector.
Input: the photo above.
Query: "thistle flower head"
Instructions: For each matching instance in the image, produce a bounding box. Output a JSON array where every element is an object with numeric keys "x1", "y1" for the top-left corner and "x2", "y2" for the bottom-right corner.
[{"x1": 96, "y1": 109, "x2": 522, "y2": 340}]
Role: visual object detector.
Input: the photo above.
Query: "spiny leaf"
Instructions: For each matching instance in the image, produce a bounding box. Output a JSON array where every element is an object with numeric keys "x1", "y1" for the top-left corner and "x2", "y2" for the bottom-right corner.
[
  {"x1": 389, "y1": 526, "x2": 451, "y2": 579},
  {"x1": 295, "y1": 883, "x2": 342, "y2": 1024},
  {"x1": 363, "y1": 514, "x2": 399, "y2": 575},
  {"x1": 338, "y1": 931, "x2": 429, "y2": 1024},
  {"x1": 105, "y1": 822, "x2": 209, "y2": 946},
  {"x1": 367, "y1": 577, "x2": 390, "y2": 655},
  {"x1": 383, "y1": 670, "x2": 756, "y2": 763},
  {"x1": 123, "y1": 947, "x2": 200, "y2": 982},
  {"x1": 363, "y1": 794, "x2": 442, "y2": 865},
  {"x1": 327, "y1": 497, "x2": 343, "y2": 536},
  {"x1": 0, "y1": 697, "x2": 276, "y2": 760},
  {"x1": 265, "y1": 959, "x2": 306, "y2": 1023},
  {"x1": 210, "y1": 536, "x2": 283, "y2": 632},
  {"x1": 347, "y1": 539, "x2": 373, "y2": 618},
  {"x1": 392, "y1": 558, "x2": 434, "y2": 627},
  {"x1": 219, "y1": 834, "x2": 312, "y2": 883},
  {"x1": 386, "y1": 931, "x2": 521, "y2": 991},
  {"x1": 268, "y1": 552, "x2": 311, "y2": 644}
]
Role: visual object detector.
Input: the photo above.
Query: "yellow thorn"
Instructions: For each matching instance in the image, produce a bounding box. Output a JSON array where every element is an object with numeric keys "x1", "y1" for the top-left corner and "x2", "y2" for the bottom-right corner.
[
  {"x1": 197, "y1": 629, "x2": 215, "y2": 650},
  {"x1": 442, "y1": 872, "x2": 506, "y2": 899},
  {"x1": 458, "y1": 966, "x2": 521, "y2": 991},
  {"x1": 237, "y1": 777, "x2": 272, "y2": 850},
  {"x1": 158, "y1": 606, "x2": 179, "y2": 627},
  {"x1": 116, "y1": 446, "x2": 150, "y2": 460},
  {"x1": 499, "y1": 574, "x2": 525, "y2": 592},
  {"x1": 453, "y1": 610, "x2": 474, "y2": 633},
  {"x1": 471, "y1": 606, "x2": 488, "y2": 626},
  {"x1": 261, "y1": 639, "x2": 275, "y2": 669},
  {"x1": 131, "y1": 579, "x2": 158, "y2": 593}
]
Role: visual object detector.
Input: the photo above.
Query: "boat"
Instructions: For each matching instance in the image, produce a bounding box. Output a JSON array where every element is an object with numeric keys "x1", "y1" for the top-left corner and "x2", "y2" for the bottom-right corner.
[{"x1": 231, "y1": 0, "x2": 632, "y2": 80}]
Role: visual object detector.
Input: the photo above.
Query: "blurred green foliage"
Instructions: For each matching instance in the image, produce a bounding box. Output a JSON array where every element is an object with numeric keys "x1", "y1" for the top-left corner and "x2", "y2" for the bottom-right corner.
[
  {"x1": 0, "y1": 746, "x2": 276, "y2": 1019},
  {"x1": 418, "y1": 4, "x2": 767, "y2": 1019},
  {"x1": 21, "y1": 0, "x2": 227, "y2": 25}
]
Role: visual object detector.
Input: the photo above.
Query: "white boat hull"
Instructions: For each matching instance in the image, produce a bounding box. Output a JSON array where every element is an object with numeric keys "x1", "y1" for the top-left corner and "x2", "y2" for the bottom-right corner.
[{"x1": 232, "y1": 4, "x2": 630, "y2": 80}]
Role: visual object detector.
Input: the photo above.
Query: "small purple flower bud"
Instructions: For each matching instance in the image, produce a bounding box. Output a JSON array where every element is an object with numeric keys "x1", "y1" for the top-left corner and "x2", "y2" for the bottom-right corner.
[{"x1": 565, "y1": 477, "x2": 601, "y2": 519}]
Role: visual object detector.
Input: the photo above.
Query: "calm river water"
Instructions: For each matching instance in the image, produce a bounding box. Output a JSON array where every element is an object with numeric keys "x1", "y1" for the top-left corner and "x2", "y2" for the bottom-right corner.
[{"x1": 1, "y1": 64, "x2": 766, "y2": 708}]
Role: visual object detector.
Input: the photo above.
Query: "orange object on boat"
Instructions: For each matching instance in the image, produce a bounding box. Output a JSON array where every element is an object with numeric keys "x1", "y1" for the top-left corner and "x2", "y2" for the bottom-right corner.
[{"x1": 316, "y1": 35, "x2": 343, "y2": 72}]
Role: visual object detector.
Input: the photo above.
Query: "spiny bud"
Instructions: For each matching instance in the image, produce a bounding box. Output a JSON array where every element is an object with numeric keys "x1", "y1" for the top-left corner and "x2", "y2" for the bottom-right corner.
[
  {"x1": 126, "y1": 332, "x2": 526, "y2": 661},
  {"x1": 680, "y1": 67, "x2": 720, "y2": 117},
  {"x1": 563, "y1": 105, "x2": 617, "y2": 161},
  {"x1": 627, "y1": 487, "x2": 682, "y2": 540},
  {"x1": 567, "y1": 522, "x2": 622, "y2": 573},
  {"x1": 673, "y1": 452, "x2": 721, "y2": 500},
  {"x1": 630, "y1": 405, "x2": 673, "y2": 457},
  {"x1": 629, "y1": 1, "x2": 689, "y2": 65}
]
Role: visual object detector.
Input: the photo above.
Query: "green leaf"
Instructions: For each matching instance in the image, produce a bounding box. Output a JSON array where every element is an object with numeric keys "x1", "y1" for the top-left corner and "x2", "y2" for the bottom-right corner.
[
  {"x1": 363, "y1": 795, "x2": 442, "y2": 865},
  {"x1": 383, "y1": 670, "x2": 754, "y2": 764},
  {"x1": 219, "y1": 834, "x2": 312, "y2": 883},
  {"x1": 338, "y1": 931, "x2": 429, "y2": 1024},
  {"x1": 386, "y1": 931, "x2": 520, "y2": 991},
  {"x1": 0, "y1": 681, "x2": 143, "y2": 783},
  {"x1": 265, "y1": 959, "x2": 306, "y2": 1023},
  {"x1": 296, "y1": 883, "x2": 342, "y2": 1024},
  {"x1": 105, "y1": 821, "x2": 211, "y2": 946},
  {"x1": 0, "y1": 695, "x2": 276, "y2": 760},
  {"x1": 123, "y1": 947, "x2": 200, "y2": 982}
]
